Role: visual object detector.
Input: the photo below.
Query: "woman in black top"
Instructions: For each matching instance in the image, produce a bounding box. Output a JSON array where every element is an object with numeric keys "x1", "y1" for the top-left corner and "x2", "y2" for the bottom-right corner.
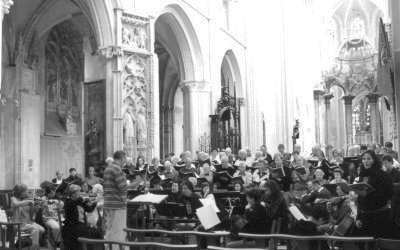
[
  {"x1": 227, "y1": 188, "x2": 268, "y2": 248},
  {"x1": 260, "y1": 180, "x2": 287, "y2": 232},
  {"x1": 62, "y1": 184, "x2": 102, "y2": 250},
  {"x1": 355, "y1": 150, "x2": 393, "y2": 238}
]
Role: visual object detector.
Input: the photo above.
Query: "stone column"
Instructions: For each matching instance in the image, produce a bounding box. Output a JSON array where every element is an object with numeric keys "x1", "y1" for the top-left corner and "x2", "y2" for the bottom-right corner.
[
  {"x1": 168, "y1": 106, "x2": 174, "y2": 154},
  {"x1": 343, "y1": 95, "x2": 355, "y2": 145},
  {"x1": 238, "y1": 97, "x2": 246, "y2": 150},
  {"x1": 180, "y1": 81, "x2": 211, "y2": 155},
  {"x1": 366, "y1": 93, "x2": 380, "y2": 143},
  {"x1": 0, "y1": 0, "x2": 14, "y2": 96},
  {"x1": 313, "y1": 90, "x2": 325, "y2": 144},
  {"x1": 159, "y1": 104, "x2": 165, "y2": 157},
  {"x1": 324, "y1": 93, "x2": 334, "y2": 158}
]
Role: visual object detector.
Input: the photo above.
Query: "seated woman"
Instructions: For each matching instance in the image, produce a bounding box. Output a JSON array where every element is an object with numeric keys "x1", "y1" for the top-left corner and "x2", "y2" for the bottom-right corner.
[
  {"x1": 85, "y1": 167, "x2": 103, "y2": 186},
  {"x1": 86, "y1": 184, "x2": 104, "y2": 230},
  {"x1": 291, "y1": 156, "x2": 310, "y2": 198},
  {"x1": 260, "y1": 180, "x2": 287, "y2": 232},
  {"x1": 227, "y1": 188, "x2": 268, "y2": 248},
  {"x1": 62, "y1": 184, "x2": 102, "y2": 250},
  {"x1": 330, "y1": 168, "x2": 347, "y2": 184},
  {"x1": 41, "y1": 186, "x2": 64, "y2": 247},
  {"x1": 314, "y1": 169, "x2": 329, "y2": 186},
  {"x1": 11, "y1": 183, "x2": 45, "y2": 247}
]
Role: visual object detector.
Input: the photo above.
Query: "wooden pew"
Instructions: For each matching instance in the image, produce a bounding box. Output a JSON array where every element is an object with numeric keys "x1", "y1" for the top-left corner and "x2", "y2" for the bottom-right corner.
[
  {"x1": 124, "y1": 228, "x2": 230, "y2": 249},
  {"x1": 375, "y1": 238, "x2": 400, "y2": 250},
  {"x1": 238, "y1": 233, "x2": 375, "y2": 250},
  {"x1": 78, "y1": 237, "x2": 197, "y2": 250}
]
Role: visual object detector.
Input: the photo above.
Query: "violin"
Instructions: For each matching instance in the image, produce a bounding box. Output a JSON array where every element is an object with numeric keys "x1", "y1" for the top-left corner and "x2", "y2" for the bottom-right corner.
[{"x1": 80, "y1": 192, "x2": 100, "y2": 203}]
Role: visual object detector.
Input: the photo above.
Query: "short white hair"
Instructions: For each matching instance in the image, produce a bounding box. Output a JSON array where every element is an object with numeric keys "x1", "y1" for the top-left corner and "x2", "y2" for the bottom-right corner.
[
  {"x1": 92, "y1": 184, "x2": 103, "y2": 195},
  {"x1": 105, "y1": 157, "x2": 113, "y2": 164}
]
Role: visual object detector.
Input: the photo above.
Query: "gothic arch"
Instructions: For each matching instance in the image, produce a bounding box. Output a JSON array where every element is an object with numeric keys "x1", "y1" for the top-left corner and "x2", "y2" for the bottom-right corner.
[
  {"x1": 20, "y1": 0, "x2": 114, "y2": 62},
  {"x1": 221, "y1": 50, "x2": 243, "y2": 98},
  {"x1": 156, "y1": 4, "x2": 204, "y2": 82}
]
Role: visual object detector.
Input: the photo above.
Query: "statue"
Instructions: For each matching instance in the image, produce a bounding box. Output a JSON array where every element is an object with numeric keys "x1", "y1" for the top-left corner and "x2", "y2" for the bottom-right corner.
[
  {"x1": 86, "y1": 120, "x2": 100, "y2": 154},
  {"x1": 136, "y1": 106, "x2": 147, "y2": 148},
  {"x1": 134, "y1": 27, "x2": 146, "y2": 49},
  {"x1": 65, "y1": 109, "x2": 76, "y2": 136},
  {"x1": 123, "y1": 105, "x2": 136, "y2": 148}
]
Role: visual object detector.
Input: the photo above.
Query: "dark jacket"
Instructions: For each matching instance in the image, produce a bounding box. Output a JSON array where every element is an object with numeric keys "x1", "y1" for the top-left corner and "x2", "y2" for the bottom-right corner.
[
  {"x1": 242, "y1": 203, "x2": 268, "y2": 234},
  {"x1": 179, "y1": 192, "x2": 203, "y2": 218},
  {"x1": 358, "y1": 167, "x2": 393, "y2": 212}
]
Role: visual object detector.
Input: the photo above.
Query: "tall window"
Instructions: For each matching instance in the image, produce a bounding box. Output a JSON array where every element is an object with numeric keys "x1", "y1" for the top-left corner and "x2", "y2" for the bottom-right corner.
[{"x1": 45, "y1": 25, "x2": 82, "y2": 111}]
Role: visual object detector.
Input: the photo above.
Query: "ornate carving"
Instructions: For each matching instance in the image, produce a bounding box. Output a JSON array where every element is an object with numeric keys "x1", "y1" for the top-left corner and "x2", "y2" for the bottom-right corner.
[
  {"x1": 122, "y1": 55, "x2": 149, "y2": 156},
  {"x1": 85, "y1": 119, "x2": 100, "y2": 154},
  {"x1": 121, "y1": 12, "x2": 149, "y2": 52},
  {"x1": 198, "y1": 133, "x2": 211, "y2": 153},
  {"x1": 343, "y1": 95, "x2": 355, "y2": 106},
  {"x1": 122, "y1": 26, "x2": 147, "y2": 51},
  {"x1": 97, "y1": 46, "x2": 122, "y2": 58}
]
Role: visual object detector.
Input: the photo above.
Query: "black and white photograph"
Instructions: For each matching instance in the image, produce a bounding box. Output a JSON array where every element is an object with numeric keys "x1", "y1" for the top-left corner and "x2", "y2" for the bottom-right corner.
[{"x1": 0, "y1": 0, "x2": 400, "y2": 249}]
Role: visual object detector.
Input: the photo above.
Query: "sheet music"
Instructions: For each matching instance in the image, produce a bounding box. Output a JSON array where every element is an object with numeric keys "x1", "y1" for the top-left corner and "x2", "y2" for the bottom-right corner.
[
  {"x1": 289, "y1": 205, "x2": 306, "y2": 220},
  {"x1": 0, "y1": 209, "x2": 7, "y2": 222},
  {"x1": 196, "y1": 204, "x2": 221, "y2": 230},
  {"x1": 199, "y1": 197, "x2": 220, "y2": 212},
  {"x1": 129, "y1": 193, "x2": 168, "y2": 204}
]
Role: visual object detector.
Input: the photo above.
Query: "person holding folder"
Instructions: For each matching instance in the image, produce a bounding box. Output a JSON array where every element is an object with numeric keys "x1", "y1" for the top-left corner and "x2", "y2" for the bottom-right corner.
[
  {"x1": 227, "y1": 188, "x2": 268, "y2": 248},
  {"x1": 355, "y1": 150, "x2": 393, "y2": 238}
]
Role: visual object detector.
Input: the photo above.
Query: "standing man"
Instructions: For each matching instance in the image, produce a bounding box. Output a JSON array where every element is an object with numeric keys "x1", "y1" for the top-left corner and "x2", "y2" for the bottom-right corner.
[{"x1": 104, "y1": 150, "x2": 127, "y2": 249}]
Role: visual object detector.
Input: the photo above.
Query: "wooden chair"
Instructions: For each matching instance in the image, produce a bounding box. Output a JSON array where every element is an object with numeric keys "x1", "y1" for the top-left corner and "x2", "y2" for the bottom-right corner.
[
  {"x1": 78, "y1": 237, "x2": 198, "y2": 250},
  {"x1": 375, "y1": 238, "x2": 400, "y2": 250},
  {"x1": 124, "y1": 228, "x2": 230, "y2": 249},
  {"x1": 0, "y1": 192, "x2": 35, "y2": 250}
]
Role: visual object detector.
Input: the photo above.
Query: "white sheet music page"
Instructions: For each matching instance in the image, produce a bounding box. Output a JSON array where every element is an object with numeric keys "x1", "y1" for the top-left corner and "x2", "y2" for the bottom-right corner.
[
  {"x1": 130, "y1": 193, "x2": 167, "y2": 204},
  {"x1": 199, "y1": 197, "x2": 220, "y2": 212},
  {"x1": 289, "y1": 205, "x2": 306, "y2": 220},
  {"x1": 196, "y1": 204, "x2": 221, "y2": 230}
]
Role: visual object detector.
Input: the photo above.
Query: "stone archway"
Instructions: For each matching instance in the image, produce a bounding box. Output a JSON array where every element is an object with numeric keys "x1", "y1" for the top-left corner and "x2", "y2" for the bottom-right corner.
[
  {"x1": 155, "y1": 4, "x2": 205, "y2": 156},
  {"x1": 0, "y1": 0, "x2": 114, "y2": 188}
]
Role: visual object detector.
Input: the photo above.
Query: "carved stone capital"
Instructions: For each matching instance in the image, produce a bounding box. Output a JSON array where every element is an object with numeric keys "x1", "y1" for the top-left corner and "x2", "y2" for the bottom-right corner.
[
  {"x1": 342, "y1": 95, "x2": 355, "y2": 106},
  {"x1": 366, "y1": 93, "x2": 380, "y2": 104},
  {"x1": 323, "y1": 93, "x2": 334, "y2": 105},
  {"x1": 97, "y1": 46, "x2": 123, "y2": 59},
  {"x1": 179, "y1": 81, "x2": 210, "y2": 92},
  {"x1": 1, "y1": 0, "x2": 13, "y2": 19},
  {"x1": 313, "y1": 89, "x2": 325, "y2": 101}
]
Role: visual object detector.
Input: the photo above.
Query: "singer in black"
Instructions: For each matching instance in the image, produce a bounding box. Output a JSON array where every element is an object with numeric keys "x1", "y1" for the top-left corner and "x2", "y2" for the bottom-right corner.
[
  {"x1": 227, "y1": 188, "x2": 268, "y2": 248},
  {"x1": 355, "y1": 150, "x2": 393, "y2": 238}
]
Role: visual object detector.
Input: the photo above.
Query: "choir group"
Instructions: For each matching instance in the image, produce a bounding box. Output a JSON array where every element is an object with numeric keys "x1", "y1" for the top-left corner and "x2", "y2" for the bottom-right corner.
[{"x1": 5, "y1": 141, "x2": 400, "y2": 249}]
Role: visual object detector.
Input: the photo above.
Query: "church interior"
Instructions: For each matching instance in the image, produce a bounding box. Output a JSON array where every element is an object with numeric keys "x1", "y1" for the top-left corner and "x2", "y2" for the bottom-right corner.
[{"x1": 0, "y1": 0, "x2": 399, "y2": 249}]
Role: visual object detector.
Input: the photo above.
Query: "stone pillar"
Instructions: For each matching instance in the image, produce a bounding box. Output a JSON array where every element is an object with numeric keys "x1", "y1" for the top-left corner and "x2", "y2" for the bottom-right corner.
[
  {"x1": 238, "y1": 97, "x2": 246, "y2": 150},
  {"x1": 390, "y1": 0, "x2": 400, "y2": 149},
  {"x1": 313, "y1": 90, "x2": 325, "y2": 144},
  {"x1": 180, "y1": 81, "x2": 211, "y2": 155},
  {"x1": 366, "y1": 93, "x2": 380, "y2": 143},
  {"x1": 0, "y1": 0, "x2": 14, "y2": 96},
  {"x1": 159, "y1": 104, "x2": 165, "y2": 157},
  {"x1": 343, "y1": 95, "x2": 355, "y2": 145},
  {"x1": 324, "y1": 93, "x2": 334, "y2": 158},
  {"x1": 168, "y1": 106, "x2": 174, "y2": 154}
]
